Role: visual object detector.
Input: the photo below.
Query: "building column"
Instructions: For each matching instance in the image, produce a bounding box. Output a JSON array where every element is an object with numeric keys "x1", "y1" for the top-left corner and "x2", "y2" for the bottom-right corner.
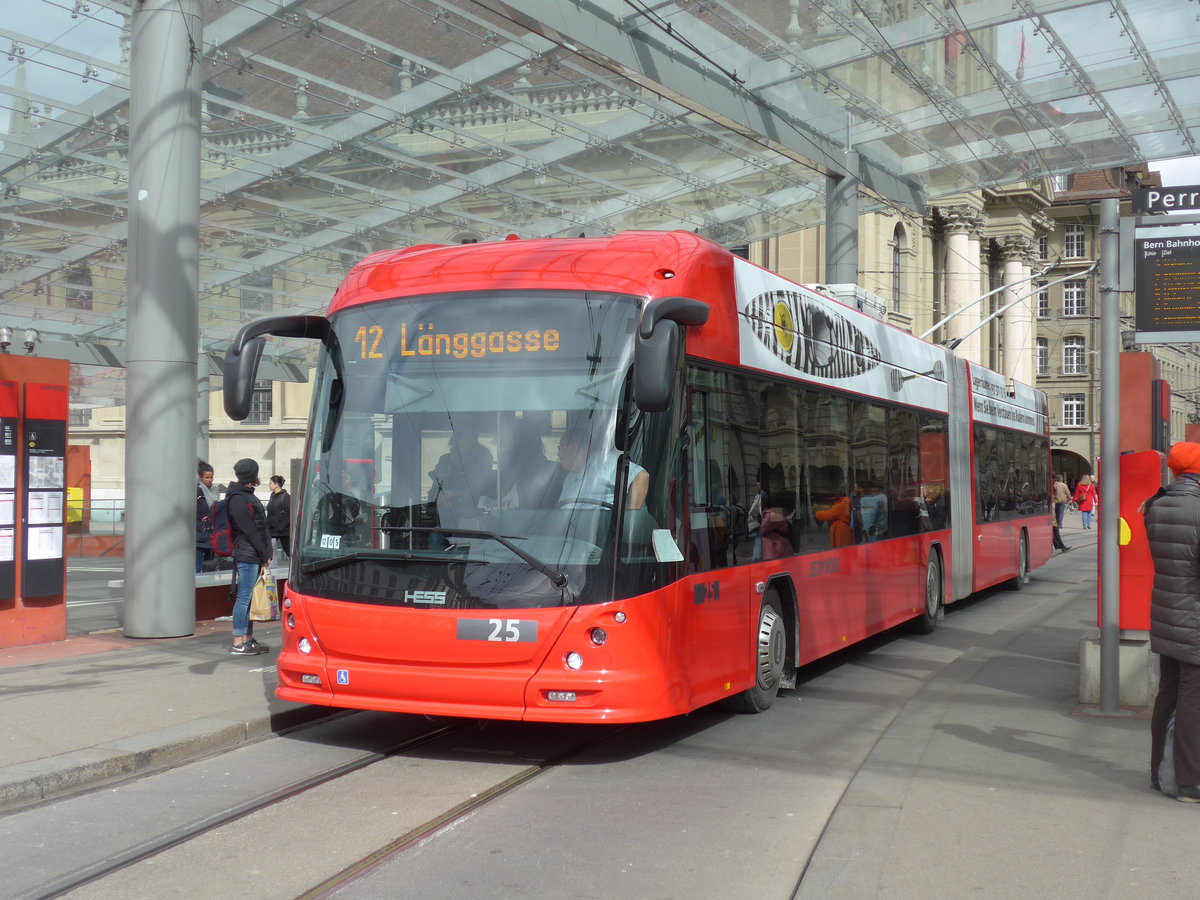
[
  {"x1": 944, "y1": 205, "x2": 983, "y2": 363},
  {"x1": 124, "y1": 0, "x2": 202, "y2": 638},
  {"x1": 1001, "y1": 236, "x2": 1036, "y2": 387}
]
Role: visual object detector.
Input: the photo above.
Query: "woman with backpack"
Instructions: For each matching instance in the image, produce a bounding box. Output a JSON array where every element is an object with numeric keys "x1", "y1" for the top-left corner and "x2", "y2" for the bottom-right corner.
[{"x1": 225, "y1": 459, "x2": 273, "y2": 656}]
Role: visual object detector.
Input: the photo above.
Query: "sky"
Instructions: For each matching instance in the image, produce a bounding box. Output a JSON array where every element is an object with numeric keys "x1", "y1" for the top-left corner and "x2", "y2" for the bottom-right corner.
[{"x1": 1150, "y1": 157, "x2": 1200, "y2": 187}]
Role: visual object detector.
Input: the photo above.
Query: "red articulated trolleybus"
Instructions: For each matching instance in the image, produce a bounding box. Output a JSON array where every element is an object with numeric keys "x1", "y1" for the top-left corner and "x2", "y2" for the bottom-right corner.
[{"x1": 224, "y1": 231, "x2": 1052, "y2": 723}]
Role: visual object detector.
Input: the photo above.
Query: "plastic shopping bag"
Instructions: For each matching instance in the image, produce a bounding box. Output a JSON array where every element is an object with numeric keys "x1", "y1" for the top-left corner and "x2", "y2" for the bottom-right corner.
[{"x1": 249, "y1": 571, "x2": 279, "y2": 622}]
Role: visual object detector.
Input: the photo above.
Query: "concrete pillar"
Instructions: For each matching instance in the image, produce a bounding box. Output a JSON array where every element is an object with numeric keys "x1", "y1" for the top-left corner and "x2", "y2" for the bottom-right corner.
[
  {"x1": 826, "y1": 152, "x2": 859, "y2": 285},
  {"x1": 1001, "y1": 236, "x2": 1035, "y2": 387},
  {"x1": 124, "y1": 0, "x2": 202, "y2": 638}
]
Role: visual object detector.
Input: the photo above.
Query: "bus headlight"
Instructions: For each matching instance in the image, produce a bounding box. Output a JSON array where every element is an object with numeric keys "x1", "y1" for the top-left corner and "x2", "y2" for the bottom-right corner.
[
  {"x1": 565, "y1": 651, "x2": 584, "y2": 670},
  {"x1": 589, "y1": 627, "x2": 607, "y2": 646}
]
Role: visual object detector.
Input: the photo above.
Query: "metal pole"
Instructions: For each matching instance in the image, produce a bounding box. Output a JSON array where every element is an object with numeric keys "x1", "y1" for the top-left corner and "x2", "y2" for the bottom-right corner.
[
  {"x1": 1099, "y1": 197, "x2": 1121, "y2": 712},
  {"x1": 124, "y1": 0, "x2": 202, "y2": 638}
]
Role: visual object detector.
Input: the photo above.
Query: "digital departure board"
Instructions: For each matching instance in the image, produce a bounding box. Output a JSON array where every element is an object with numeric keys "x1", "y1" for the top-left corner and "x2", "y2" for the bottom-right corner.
[{"x1": 1134, "y1": 223, "x2": 1200, "y2": 342}]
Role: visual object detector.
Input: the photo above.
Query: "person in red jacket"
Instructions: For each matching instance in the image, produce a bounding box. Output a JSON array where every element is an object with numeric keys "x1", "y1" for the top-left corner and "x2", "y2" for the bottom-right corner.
[{"x1": 1072, "y1": 474, "x2": 1098, "y2": 529}]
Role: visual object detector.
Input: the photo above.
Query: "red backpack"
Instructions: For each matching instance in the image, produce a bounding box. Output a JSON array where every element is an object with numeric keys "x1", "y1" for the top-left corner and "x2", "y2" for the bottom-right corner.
[{"x1": 206, "y1": 497, "x2": 237, "y2": 556}]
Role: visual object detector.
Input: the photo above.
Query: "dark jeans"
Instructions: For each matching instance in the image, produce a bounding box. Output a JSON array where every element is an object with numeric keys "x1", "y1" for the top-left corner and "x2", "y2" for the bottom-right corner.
[
  {"x1": 1054, "y1": 501, "x2": 1067, "y2": 529},
  {"x1": 1152, "y1": 655, "x2": 1200, "y2": 787}
]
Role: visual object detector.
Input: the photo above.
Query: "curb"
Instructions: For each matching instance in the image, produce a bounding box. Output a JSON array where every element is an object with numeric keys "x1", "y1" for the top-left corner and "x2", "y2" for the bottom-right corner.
[{"x1": 0, "y1": 702, "x2": 340, "y2": 814}]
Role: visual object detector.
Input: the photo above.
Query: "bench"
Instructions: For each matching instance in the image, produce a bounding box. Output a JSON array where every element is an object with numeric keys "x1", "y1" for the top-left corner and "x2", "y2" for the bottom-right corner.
[{"x1": 107, "y1": 565, "x2": 290, "y2": 622}]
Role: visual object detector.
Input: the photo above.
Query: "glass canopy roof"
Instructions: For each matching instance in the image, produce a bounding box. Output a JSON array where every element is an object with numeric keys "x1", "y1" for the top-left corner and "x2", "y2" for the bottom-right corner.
[{"x1": 1, "y1": 0, "x2": 1197, "y2": 407}]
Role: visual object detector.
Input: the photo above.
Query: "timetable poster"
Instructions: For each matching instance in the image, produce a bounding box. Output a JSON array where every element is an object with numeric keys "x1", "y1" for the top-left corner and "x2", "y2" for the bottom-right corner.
[
  {"x1": 0, "y1": 380, "x2": 14, "y2": 600},
  {"x1": 22, "y1": 382, "x2": 67, "y2": 598}
]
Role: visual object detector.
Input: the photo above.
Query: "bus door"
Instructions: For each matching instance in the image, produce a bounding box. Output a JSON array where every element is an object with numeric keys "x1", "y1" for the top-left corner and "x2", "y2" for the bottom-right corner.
[{"x1": 684, "y1": 384, "x2": 752, "y2": 702}]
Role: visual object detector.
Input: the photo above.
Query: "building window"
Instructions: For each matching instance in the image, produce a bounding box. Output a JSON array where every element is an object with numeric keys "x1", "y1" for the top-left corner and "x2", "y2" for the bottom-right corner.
[
  {"x1": 1036, "y1": 283, "x2": 1049, "y2": 318},
  {"x1": 1052, "y1": 174, "x2": 1069, "y2": 193},
  {"x1": 1062, "y1": 336, "x2": 1086, "y2": 374},
  {"x1": 68, "y1": 407, "x2": 91, "y2": 427},
  {"x1": 1037, "y1": 236, "x2": 1048, "y2": 260},
  {"x1": 1035, "y1": 338, "x2": 1049, "y2": 376},
  {"x1": 66, "y1": 263, "x2": 93, "y2": 310},
  {"x1": 244, "y1": 380, "x2": 272, "y2": 425},
  {"x1": 1064, "y1": 224, "x2": 1086, "y2": 259},
  {"x1": 240, "y1": 269, "x2": 272, "y2": 315},
  {"x1": 1063, "y1": 279, "x2": 1087, "y2": 317},
  {"x1": 1063, "y1": 393, "x2": 1086, "y2": 427}
]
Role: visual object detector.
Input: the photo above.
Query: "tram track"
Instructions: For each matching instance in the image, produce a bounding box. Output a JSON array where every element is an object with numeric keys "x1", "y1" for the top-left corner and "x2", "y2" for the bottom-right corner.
[
  {"x1": 27, "y1": 721, "x2": 462, "y2": 900},
  {"x1": 296, "y1": 723, "x2": 631, "y2": 899},
  {"x1": 19, "y1": 714, "x2": 630, "y2": 900}
]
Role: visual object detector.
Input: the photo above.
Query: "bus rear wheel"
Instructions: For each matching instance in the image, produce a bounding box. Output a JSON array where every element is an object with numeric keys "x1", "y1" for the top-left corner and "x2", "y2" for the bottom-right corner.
[
  {"x1": 724, "y1": 598, "x2": 786, "y2": 713},
  {"x1": 1008, "y1": 532, "x2": 1030, "y2": 591},
  {"x1": 911, "y1": 552, "x2": 942, "y2": 634}
]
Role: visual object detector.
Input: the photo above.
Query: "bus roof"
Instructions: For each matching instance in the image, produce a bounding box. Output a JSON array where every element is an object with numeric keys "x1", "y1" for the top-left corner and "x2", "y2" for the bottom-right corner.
[{"x1": 330, "y1": 230, "x2": 734, "y2": 314}]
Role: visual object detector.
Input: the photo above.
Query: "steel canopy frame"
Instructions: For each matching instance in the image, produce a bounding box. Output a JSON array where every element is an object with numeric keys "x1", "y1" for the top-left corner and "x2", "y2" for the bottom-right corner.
[{"x1": 475, "y1": 0, "x2": 928, "y2": 215}]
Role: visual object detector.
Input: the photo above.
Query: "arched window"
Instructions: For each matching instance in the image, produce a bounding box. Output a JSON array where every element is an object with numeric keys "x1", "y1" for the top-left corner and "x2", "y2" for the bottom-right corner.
[{"x1": 891, "y1": 223, "x2": 907, "y2": 313}]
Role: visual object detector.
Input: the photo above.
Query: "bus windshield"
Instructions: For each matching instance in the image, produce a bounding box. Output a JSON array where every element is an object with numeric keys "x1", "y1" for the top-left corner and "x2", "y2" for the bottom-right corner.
[{"x1": 291, "y1": 290, "x2": 679, "y2": 609}]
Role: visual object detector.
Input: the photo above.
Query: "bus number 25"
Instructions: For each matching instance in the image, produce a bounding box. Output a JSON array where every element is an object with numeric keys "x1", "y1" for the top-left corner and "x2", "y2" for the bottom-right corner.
[
  {"x1": 489, "y1": 619, "x2": 522, "y2": 641},
  {"x1": 457, "y1": 618, "x2": 537, "y2": 642}
]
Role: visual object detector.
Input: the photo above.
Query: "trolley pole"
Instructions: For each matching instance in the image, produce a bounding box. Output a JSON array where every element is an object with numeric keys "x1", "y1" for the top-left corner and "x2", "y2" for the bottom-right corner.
[{"x1": 1098, "y1": 197, "x2": 1121, "y2": 713}]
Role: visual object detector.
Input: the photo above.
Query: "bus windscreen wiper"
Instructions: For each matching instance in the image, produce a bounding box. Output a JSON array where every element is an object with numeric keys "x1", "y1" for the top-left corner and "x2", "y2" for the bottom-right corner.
[
  {"x1": 381, "y1": 525, "x2": 568, "y2": 589},
  {"x1": 300, "y1": 548, "x2": 444, "y2": 576}
]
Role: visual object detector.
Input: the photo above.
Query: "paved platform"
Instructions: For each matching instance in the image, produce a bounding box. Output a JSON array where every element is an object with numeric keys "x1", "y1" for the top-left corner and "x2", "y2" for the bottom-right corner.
[{"x1": 0, "y1": 523, "x2": 1181, "y2": 898}]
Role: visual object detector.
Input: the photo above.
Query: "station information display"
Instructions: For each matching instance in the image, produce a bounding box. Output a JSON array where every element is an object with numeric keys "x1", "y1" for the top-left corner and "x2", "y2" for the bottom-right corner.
[
  {"x1": 0, "y1": 381, "x2": 15, "y2": 601},
  {"x1": 1134, "y1": 223, "x2": 1200, "y2": 343},
  {"x1": 22, "y1": 382, "x2": 67, "y2": 598}
]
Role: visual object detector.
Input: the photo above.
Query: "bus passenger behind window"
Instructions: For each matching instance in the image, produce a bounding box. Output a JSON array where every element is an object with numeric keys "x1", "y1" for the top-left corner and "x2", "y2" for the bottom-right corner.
[
  {"x1": 557, "y1": 432, "x2": 648, "y2": 510},
  {"x1": 857, "y1": 479, "x2": 889, "y2": 541},
  {"x1": 815, "y1": 493, "x2": 854, "y2": 547},
  {"x1": 759, "y1": 493, "x2": 792, "y2": 560},
  {"x1": 429, "y1": 424, "x2": 495, "y2": 517},
  {"x1": 495, "y1": 416, "x2": 559, "y2": 509}
]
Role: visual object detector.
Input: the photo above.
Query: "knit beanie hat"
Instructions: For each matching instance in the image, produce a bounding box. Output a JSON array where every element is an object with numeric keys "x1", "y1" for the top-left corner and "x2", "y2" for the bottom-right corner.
[
  {"x1": 1167, "y1": 442, "x2": 1200, "y2": 475},
  {"x1": 233, "y1": 458, "x2": 260, "y2": 483}
]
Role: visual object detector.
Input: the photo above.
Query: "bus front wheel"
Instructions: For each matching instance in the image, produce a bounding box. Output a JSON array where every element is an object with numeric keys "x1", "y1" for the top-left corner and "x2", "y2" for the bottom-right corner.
[{"x1": 724, "y1": 598, "x2": 786, "y2": 713}]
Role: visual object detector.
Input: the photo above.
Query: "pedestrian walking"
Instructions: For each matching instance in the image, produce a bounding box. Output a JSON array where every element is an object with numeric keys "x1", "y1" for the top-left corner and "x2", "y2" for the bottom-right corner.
[
  {"x1": 267, "y1": 474, "x2": 291, "y2": 563},
  {"x1": 226, "y1": 458, "x2": 272, "y2": 656},
  {"x1": 195, "y1": 461, "x2": 218, "y2": 573},
  {"x1": 1053, "y1": 474, "x2": 1071, "y2": 529},
  {"x1": 1143, "y1": 441, "x2": 1200, "y2": 801},
  {"x1": 1073, "y1": 474, "x2": 1098, "y2": 529}
]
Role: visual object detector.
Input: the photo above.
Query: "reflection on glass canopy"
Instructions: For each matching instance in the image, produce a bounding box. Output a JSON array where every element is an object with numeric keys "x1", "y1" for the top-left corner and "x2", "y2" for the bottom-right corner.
[{"x1": 0, "y1": 0, "x2": 1197, "y2": 407}]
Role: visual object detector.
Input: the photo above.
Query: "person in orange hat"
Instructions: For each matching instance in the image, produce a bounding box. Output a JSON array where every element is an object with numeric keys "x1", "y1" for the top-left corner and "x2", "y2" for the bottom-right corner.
[{"x1": 1144, "y1": 441, "x2": 1200, "y2": 800}]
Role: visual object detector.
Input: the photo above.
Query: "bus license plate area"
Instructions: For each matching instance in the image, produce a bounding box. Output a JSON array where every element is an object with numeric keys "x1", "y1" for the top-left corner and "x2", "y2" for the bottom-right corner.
[{"x1": 456, "y1": 618, "x2": 538, "y2": 643}]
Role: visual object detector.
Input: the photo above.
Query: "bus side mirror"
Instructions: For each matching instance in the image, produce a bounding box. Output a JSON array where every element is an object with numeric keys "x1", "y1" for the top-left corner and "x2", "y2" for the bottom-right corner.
[
  {"x1": 223, "y1": 315, "x2": 331, "y2": 420},
  {"x1": 633, "y1": 297, "x2": 709, "y2": 412},
  {"x1": 224, "y1": 336, "x2": 267, "y2": 420}
]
